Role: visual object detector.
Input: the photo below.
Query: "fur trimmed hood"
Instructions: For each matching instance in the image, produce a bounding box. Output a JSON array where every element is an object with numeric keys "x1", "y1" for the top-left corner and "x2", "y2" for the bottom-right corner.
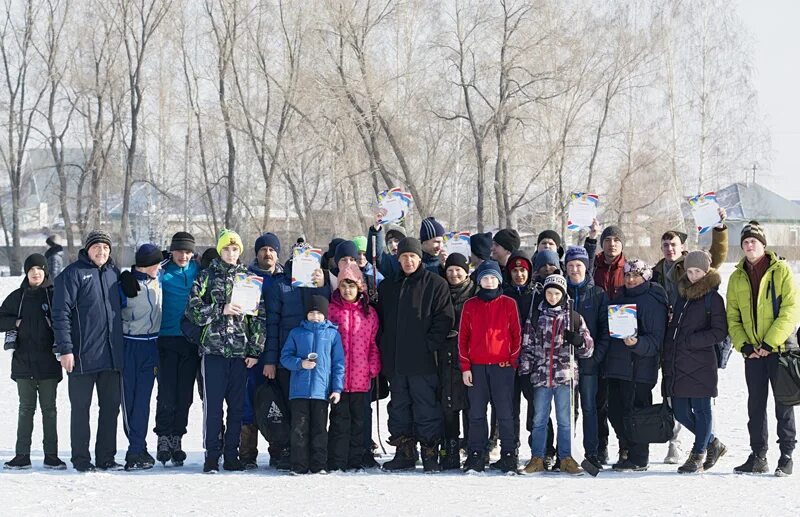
[{"x1": 677, "y1": 268, "x2": 722, "y2": 301}]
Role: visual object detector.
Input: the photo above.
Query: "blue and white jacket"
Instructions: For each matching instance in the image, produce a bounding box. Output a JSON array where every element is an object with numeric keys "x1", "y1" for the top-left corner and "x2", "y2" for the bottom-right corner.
[{"x1": 121, "y1": 269, "x2": 163, "y2": 341}]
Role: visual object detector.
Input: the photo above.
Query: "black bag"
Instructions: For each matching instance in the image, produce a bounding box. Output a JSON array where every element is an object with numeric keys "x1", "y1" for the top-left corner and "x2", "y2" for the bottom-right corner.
[
  {"x1": 775, "y1": 351, "x2": 800, "y2": 407},
  {"x1": 703, "y1": 294, "x2": 733, "y2": 369},
  {"x1": 623, "y1": 399, "x2": 675, "y2": 444},
  {"x1": 770, "y1": 280, "x2": 799, "y2": 350},
  {"x1": 254, "y1": 380, "x2": 291, "y2": 445}
]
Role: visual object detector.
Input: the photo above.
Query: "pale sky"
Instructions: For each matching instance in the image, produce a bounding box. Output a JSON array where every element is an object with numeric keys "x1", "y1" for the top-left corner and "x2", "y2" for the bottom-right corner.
[{"x1": 737, "y1": 0, "x2": 800, "y2": 199}]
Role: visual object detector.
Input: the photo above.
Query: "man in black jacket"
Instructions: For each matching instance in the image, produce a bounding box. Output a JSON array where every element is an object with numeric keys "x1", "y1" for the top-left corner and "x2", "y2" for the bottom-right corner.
[{"x1": 378, "y1": 237, "x2": 455, "y2": 472}]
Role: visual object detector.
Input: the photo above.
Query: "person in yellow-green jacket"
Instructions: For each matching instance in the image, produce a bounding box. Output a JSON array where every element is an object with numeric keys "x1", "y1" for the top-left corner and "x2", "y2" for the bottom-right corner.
[{"x1": 726, "y1": 220, "x2": 799, "y2": 477}]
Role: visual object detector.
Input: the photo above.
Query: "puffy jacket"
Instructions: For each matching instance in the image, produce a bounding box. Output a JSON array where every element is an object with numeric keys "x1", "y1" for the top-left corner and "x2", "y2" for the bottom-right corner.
[
  {"x1": 121, "y1": 269, "x2": 162, "y2": 337},
  {"x1": 663, "y1": 270, "x2": 727, "y2": 398},
  {"x1": 603, "y1": 281, "x2": 668, "y2": 384},
  {"x1": 45, "y1": 245, "x2": 64, "y2": 278},
  {"x1": 567, "y1": 276, "x2": 610, "y2": 376},
  {"x1": 593, "y1": 252, "x2": 625, "y2": 301},
  {"x1": 328, "y1": 291, "x2": 380, "y2": 393},
  {"x1": 727, "y1": 251, "x2": 800, "y2": 353},
  {"x1": 503, "y1": 251, "x2": 535, "y2": 327},
  {"x1": 439, "y1": 278, "x2": 475, "y2": 412},
  {"x1": 0, "y1": 278, "x2": 62, "y2": 381},
  {"x1": 280, "y1": 319, "x2": 345, "y2": 400},
  {"x1": 185, "y1": 258, "x2": 265, "y2": 359},
  {"x1": 458, "y1": 295, "x2": 522, "y2": 371},
  {"x1": 52, "y1": 250, "x2": 123, "y2": 375},
  {"x1": 160, "y1": 257, "x2": 199, "y2": 337},
  {"x1": 377, "y1": 263, "x2": 454, "y2": 377}
]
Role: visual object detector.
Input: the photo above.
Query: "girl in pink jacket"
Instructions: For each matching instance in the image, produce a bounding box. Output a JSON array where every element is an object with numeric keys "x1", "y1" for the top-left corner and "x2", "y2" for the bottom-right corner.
[{"x1": 326, "y1": 263, "x2": 380, "y2": 471}]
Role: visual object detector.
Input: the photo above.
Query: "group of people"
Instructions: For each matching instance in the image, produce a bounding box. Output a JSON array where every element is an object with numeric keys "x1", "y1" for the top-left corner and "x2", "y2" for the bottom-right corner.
[{"x1": 1, "y1": 211, "x2": 797, "y2": 477}]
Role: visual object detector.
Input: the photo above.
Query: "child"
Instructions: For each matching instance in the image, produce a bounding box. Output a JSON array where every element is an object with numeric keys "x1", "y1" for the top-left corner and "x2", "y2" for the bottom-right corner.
[
  {"x1": 310, "y1": 268, "x2": 325, "y2": 288},
  {"x1": 522, "y1": 274, "x2": 594, "y2": 475},
  {"x1": 458, "y1": 260, "x2": 521, "y2": 473},
  {"x1": 0, "y1": 254, "x2": 64, "y2": 470},
  {"x1": 185, "y1": 229, "x2": 265, "y2": 474},
  {"x1": 327, "y1": 263, "x2": 380, "y2": 471},
  {"x1": 118, "y1": 243, "x2": 164, "y2": 470},
  {"x1": 281, "y1": 295, "x2": 345, "y2": 474}
]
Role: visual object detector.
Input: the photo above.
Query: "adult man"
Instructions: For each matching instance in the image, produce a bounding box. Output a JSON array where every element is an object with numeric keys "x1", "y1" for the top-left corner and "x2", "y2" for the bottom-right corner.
[
  {"x1": 420, "y1": 217, "x2": 447, "y2": 273},
  {"x1": 491, "y1": 229, "x2": 520, "y2": 279},
  {"x1": 52, "y1": 230, "x2": 124, "y2": 472},
  {"x1": 592, "y1": 225, "x2": 626, "y2": 301},
  {"x1": 727, "y1": 221, "x2": 799, "y2": 477},
  {"x1": 45, "y1": 234, "x2": 65, "y2": 278},
  {"x1": 468, "y1": 231, "x2": 492, "y2": 282},
  {"x1": 378, "y1": 237, "x2": 454, "y2": 472}
]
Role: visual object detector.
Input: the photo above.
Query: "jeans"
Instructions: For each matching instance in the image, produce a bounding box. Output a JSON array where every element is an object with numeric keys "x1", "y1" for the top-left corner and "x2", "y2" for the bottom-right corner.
[
  {"x1": 579, "y1": 374, "x2": 599, "y2": 457},
  {"x1": 672, "y1": 397, "x2": 714, "y2": 454},
  {"x1": 531, "y1": 385, "x2": 572, "y2": 460}
]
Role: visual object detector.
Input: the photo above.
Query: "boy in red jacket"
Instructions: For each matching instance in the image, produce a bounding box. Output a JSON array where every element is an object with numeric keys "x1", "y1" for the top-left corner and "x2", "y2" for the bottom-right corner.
[{"x1": 459, "y1": 260, "x2": 521, "y2": 473}]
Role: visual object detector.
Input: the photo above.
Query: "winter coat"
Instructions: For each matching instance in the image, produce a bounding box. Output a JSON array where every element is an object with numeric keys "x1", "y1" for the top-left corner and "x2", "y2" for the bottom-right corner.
[
  {"x1": 377, "y1": 263, "x2": 454, "y2": 377},
  {"x1": 567, "y1": 276, "x2": 610, "y2": 376},
  {"x1": 422, "y1": 252, "x2": 443, "y2": 275},
  {"x1": 160, "y1": 257, "x2": 199, "y2": 337},
  {"x1": 593, "y1": 252, "x2": 625, "y2": 301},
  {"x1": 185, "y1": 258, "x2": 265, "y2": 359},
  {"x1": 280, "y1": 319, "x2": 345, "y2": 401},
  {"x1": 663, "y1": 270, "x2": 727, "y2": 398},
  {"x1": 603, "y1": 281, "x2": 668, "y2": 385},
  {"x1": 727, "y1": 250, "x2": 800, "y2": 353},
  {"x1": 121, "y1": 269, "x2": 162, "y2": 338},
  {"x1": 52, "y1": 250, "x2": 123, "y2": 375},
  {"x1": 653, "y1": 226, "x2": 728, "y2": 306},
  {"x1": 45, "y1": 244, "x2": 64, "y2": 278},
  {"x1": 439, "y1": 278, "x2": 475, "y2": 412},
  {"x1": 503, "y1": 251, "x2": 535, "y2": 327},
  {"x1": 523, "y1": 302, "x2": 594, "y2": 388},
  {"x1": 328, "y1": 291, "x2": 380, "y2": 393},
  {"x1": 0, "y1": 278, "x2": 62, "y2": 381},
  {"x1": 458, "y1": 295, "x2": 522, "y2": 371},
  {"x1": 248, "y1": 259, "x2": 285, "y2": 297},
  {"x1": 265, "y1": 262, "x2": 331, "y2": 366}
]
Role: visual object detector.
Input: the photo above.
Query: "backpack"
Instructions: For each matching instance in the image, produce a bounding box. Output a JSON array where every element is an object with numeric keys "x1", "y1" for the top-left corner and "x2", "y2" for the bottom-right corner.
[
  {"x1": 180, "y1": 269, "x2": 216, "y2": 347},
  {"x1": 254, "y1": 380, "x2": 291, "y2": 444},
  {"x1": 703, "y1": 293, "x2": 733, "y2": 369}
]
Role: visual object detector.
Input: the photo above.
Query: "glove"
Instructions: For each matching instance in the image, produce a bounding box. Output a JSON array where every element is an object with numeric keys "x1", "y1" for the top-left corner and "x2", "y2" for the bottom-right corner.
[
  {"x1": 564, "y1": 329, "x2": 585, "y2": 349},
  {"x1": 119, "y1": 271, "x2": 140, "y2": 298},
  {"x1": 741, "y1": 343, "x2": 756, "y2": 356}
]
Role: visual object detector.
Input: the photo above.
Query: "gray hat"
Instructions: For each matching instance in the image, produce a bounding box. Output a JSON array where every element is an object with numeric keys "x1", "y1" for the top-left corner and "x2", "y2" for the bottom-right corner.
[{"x1": 84, "y1": 229, "x2": 112, "y2": 250}]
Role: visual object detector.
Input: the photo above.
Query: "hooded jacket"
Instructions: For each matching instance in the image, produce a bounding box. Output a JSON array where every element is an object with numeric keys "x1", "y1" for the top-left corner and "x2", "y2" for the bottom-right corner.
[
  {"x1": 503, "y1": 251, "x2": 535, "y2": 327},
  {"x1": 328, "y1": 291, "x2": 380, "y2": 393},
  {"x1": 160, "y1": 257, "x2": 199, "y2": 337},
  {"x1": 280, "y1": 319, "x2": 345, "y2": 400},
  {"x1": 567, "y1": 275, "x2": 610, "y2": 376}
]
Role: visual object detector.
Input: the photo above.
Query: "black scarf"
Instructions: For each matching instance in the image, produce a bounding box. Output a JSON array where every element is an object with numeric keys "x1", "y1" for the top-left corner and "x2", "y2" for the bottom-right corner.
[{"x1": 477, "y1": 286, "x2": 503, "y2": 302}]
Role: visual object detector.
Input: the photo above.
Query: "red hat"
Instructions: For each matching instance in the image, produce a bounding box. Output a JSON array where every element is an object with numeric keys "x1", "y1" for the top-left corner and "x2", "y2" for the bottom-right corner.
[{"x1": 509, "y1": 256, "x2": 531, "y2": 273}]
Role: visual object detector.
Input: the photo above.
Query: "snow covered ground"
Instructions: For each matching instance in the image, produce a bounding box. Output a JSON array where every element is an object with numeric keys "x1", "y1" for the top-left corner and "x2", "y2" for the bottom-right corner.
[{"x1": 0, "y1": 263, "x2": 798, "y2": 516}]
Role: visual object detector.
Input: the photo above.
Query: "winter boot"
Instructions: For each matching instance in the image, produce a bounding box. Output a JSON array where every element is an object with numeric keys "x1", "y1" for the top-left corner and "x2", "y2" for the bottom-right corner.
[
  {"x1": 171, "y1": 435, "x2": 186, "y2": 466},
  {"x1": 617, "y1": 448, "x2": 629, "y2": 464},
  {"x1": 361, "y1": 451, "x2": 380, "y2": 469},
  {"x1": 124, "y1": 452, "x2": 154, "y2": 471},
  {"x1": 97, "y1": 460, "x2": 124, "y2": 471},
  {"x1": 382, "y1": 437, "x2": 417, "y2": 471},
  {"x1": 421, "y1": 441, "x2": 442, "y2": 473},
  {"x1": 677, "y1": 452, "x2": 705, "y2": 474},
  {"x1": 275, "y1": 448, "x2": 291, "y2": 471},
  {"x1": 490, "y1": 451, "x2": 519, "y2": 474},
  {"x1": 43, "y1": 454, "x2": 66, "y2": 470},
  {"x1": 734, "y1": 452, "x2": 769, "y2": 474},
  {"x1": 156, "y1": 435, "x2": 173, "y2": 465},
  {"x1": 239, "y1": 423, "x2": 259, "y2": 470},
  {"x1": 203, "y1": 457, "x2": 219, "y2": 474},
  {"x1": 73, "y1": 461, "x2": 96, "y2": 473},
  {"x1": 560, "y1": 456, "x2": 584, "y2": 476},
  {"x1": 523, "y1": 457, "x2": 545, "y2": 474},
  {"x1": 463, "y1": 451, "x2": 486, "y2": 473},
  {"x1": 3, "y1": 454, "x2": 31, "y2": 470},
  {"x1": 223, "y1": 456, "x2": 246, "y2": 472},
  {"x1": 775, "y1": 454, "x2": 793, "y2": 477},
  {"x1": 664, "y1": 442, "x2": 682, "y2": 464},
  {"x1": 440, "y1": 439, "x2": 461, "y2": 471},
  {"x1": 597, "y1": 447, "x2": 609, "y2": 465},
  {"x1": 612, "y1": 458, "x2": 648, "y2": 472},
  {"x1": 142, "y1": 451, "x2": 156, "y2": 467},
  {"x1": 703, "y1": 438, "x2": 727, "y2": 471}
]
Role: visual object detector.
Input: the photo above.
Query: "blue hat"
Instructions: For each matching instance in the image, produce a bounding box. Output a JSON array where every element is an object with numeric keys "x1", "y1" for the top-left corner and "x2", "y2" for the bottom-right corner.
[
  {"x1": 334, "y1": 240, "x2": 359, "y2": 264},
  {"x1": 564, "y1": 246, "x2": 590, "y2": 269},
  {"x1": 254, "y1": 232, "x2": 281, "y2": 256},
  {"x1": 419, "y1": 217, "x2": 445, "y2": 242},
  {"x1": 533, "y1": 249, "x2": 560, "y2": 272},
  {"x1": 470, "y1": 232, "x2": 492, "y2": 261},
  {"x1": 475, "y1": 260, "x2": 503, "y2": 284},
  {"x1": 135, "y1": 243, "x2": 163, "y2": 268}
]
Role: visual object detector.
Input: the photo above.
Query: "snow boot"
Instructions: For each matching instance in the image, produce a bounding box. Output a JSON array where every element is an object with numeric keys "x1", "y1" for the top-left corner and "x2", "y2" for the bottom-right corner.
[
  {"x1": 560, "y1": 456, "x2": 584, "y2": 476},
  {"x1": 775, "y1": 454, "x2": 793, "y2": 477},
  {"x1": 734, "y1": 452, "x2": 769, "y2": 474},
  {"x1": 523, "y1": 457, "x2": 545, "y2": 474},
  {"x1": 124, "y1": 452, "x2": 155, "y2": 471},
  {"x1": 677, "y1": 452, "x2": 705, "y2": 474},
  {"x1": 703, "y1": 437, "x2": 727, "y2": 471},
  {"x1": 361, "y1": 451, "x2": 380, "y2": 469},
  {"x1": 382, "y1": 437, "x2": 417, "y2": 471},
  {"x1": 223, "y1": 457, "x2": 245, "y2": 472},
  {"x1": 156, "y1": 435, "x2": 172, "y2": 465},
  {"x1": 463, "y1": 450, "x2": 486, "y2": 473},
  {"x1": 490, "y1": 451, "x2": 518, "y2": 474},
  {"x1": 664, "y1": 442, "x2": 682, "y2": 464},
  {"x1": 3, "y1": 454, "x2": 31, "y2": 470},
  {"x1": 203, "y1": 457, "x2": 219, "y2": 474},
  {"x1": 597, "y1": 447, "x2": 609, "y2": 465},
  {"x1": 440, "y1": 439, "x2": 461, "y2": 471},
  {"x1": 612, "y1": 458, "x2": 648, "y2": 472},
  {"x1": 96, "y1": 460, "x2": 124, "y2": 471},
  {"x1": 420, "y1": 441, "x2": 442, "y2": 473},
  {"x1": 43, "y1": 454, "x2": 66, "y2": 470},
  {"x1": 239, "y1": 423, "x2": 259, "y2": 470},
  {"x1": 73, "y1": 461, "x2": 96, "y2": 473},
  {"x1": 275, "y1": 448, "x2": 291, "y2": 471}
]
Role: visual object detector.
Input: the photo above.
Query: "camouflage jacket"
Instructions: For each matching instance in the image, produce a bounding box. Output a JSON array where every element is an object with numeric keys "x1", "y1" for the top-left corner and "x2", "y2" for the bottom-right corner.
[
  {"x1": 520, "y1": 301, "x2": 594, "y2": 388},
  {"x1": 185, "y1": 258, "x2": 265, "y2": 358}
]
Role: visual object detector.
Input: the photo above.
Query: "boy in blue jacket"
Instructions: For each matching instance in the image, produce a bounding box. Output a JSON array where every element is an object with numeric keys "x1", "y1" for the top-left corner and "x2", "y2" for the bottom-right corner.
[{"x1": 280, "y1": 295, "x2": 345, "y2": 474}]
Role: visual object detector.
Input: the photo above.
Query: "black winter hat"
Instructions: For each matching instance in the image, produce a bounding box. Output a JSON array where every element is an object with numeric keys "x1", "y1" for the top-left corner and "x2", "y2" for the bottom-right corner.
[
  {"x1": 537, "y1": 230, "x2": 562, "y2": 248},
  {"x1": 170, "y1": 231, "x2": 196, "y2": 252},
  {"x1": 136, "y1": 243, "x2": 163, "y2": 268},
  {"x1": 24, "y1": 253, "x2": 48, "y2": 275},
  {"x1": 200, "y1": 248, "x2": 220, "y2": 269},
  {"x1": 470, "y1": 232, "x2": 492, "y2": 261},
  {"x1": 493, "y1": 228, "x2": 521, "y2": 253},
  {"x1": 397, "y1": 237, "x2": 423, "y2": 259},
  {"x1": 334, "y1": 240, "x2": 359, "y2": 264},
  {"x1": 254, "y1": 232, "x2": 281, "y2": 256},
  {"x1": 444, "y1": 253, "x2": 469, "y2": 275},
  {"x1": 324, "y1": 237, "x2": 346, "y2": 262},
  {"x1": 600, "y1": 225, "x2": 625, "y2": 248},
  {"x1": 305, "y1": 294, "x2": 329, "y2": 319}
]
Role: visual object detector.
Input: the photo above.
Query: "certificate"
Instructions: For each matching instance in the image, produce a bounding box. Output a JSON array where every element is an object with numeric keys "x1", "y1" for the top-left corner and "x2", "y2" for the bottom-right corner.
[
  {"x1": 687, "y1": 192, "x2": 720, "y2": 235},
  {"x1": 377, "y1": 188, "x2": 414, "y2": 225},
  {"x1": 444, "y1": 231, "x2": 471, "y2": 259},
  {"x1": 567, "y1": 192, "x2": 599, "y2": 231},
  {"x1": 291, "y1": 246, "x2": 324, "y2": 287},
  {"x1": 231, "y1": 274, "x2": 263, "y2": 316},
  {"x1": 608, "y1": 304, "x2": 638, "y2": 339}
]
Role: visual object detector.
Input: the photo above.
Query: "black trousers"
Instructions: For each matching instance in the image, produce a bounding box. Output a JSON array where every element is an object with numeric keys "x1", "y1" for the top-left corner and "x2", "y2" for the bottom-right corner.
[
  {"x1": 201, "y1": 354, "x2": 246, "y2": 461},
  {"x1": 745, "y1": 355, "x2": 797, "y2": 455},
  {"x1": 597, "y1": 376, "x2": 610, "y2": 451},
  {"x1": 327, "y1": 392, "x2": 367, "y2": 470},
  {"x1": 154, "y1": 337, "x2": 200, "y2": 437},
  {"x1": 267, "y1": 368, "x2": 292, "y2": 458},
  {"x1": 68, "y1": 370, "x2": 121, "y2": 466},
  {"x1": 387, "y1": 373, "x2": 443, "y2": 444},
  {"x1": 468, "y1": 365, "x2": 515, "y2": 454},
  {"x1": 290, "y1": 398, "x2": 329, "y2": 472},
  {"x1": 607, "y1": 378, "x2": 654, "y2": 466}
]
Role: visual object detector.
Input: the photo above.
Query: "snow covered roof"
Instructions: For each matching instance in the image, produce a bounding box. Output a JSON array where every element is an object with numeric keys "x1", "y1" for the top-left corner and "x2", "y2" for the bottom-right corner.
[{"x1": 716, "y1": 182, "x2": 800, "y2": 223}]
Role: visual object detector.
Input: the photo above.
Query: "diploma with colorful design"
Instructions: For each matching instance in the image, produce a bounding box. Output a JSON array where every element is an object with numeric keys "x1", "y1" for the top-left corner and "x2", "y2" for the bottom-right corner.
[{"x1": 608, "y1": 304, "x2": 638, "y2": 339}]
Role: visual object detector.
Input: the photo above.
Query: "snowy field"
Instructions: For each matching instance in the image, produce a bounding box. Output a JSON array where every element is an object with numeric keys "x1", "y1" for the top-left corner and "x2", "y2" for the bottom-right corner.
[{"x1": 0, "y1": 263, "x2": 798, "y2": 516}]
